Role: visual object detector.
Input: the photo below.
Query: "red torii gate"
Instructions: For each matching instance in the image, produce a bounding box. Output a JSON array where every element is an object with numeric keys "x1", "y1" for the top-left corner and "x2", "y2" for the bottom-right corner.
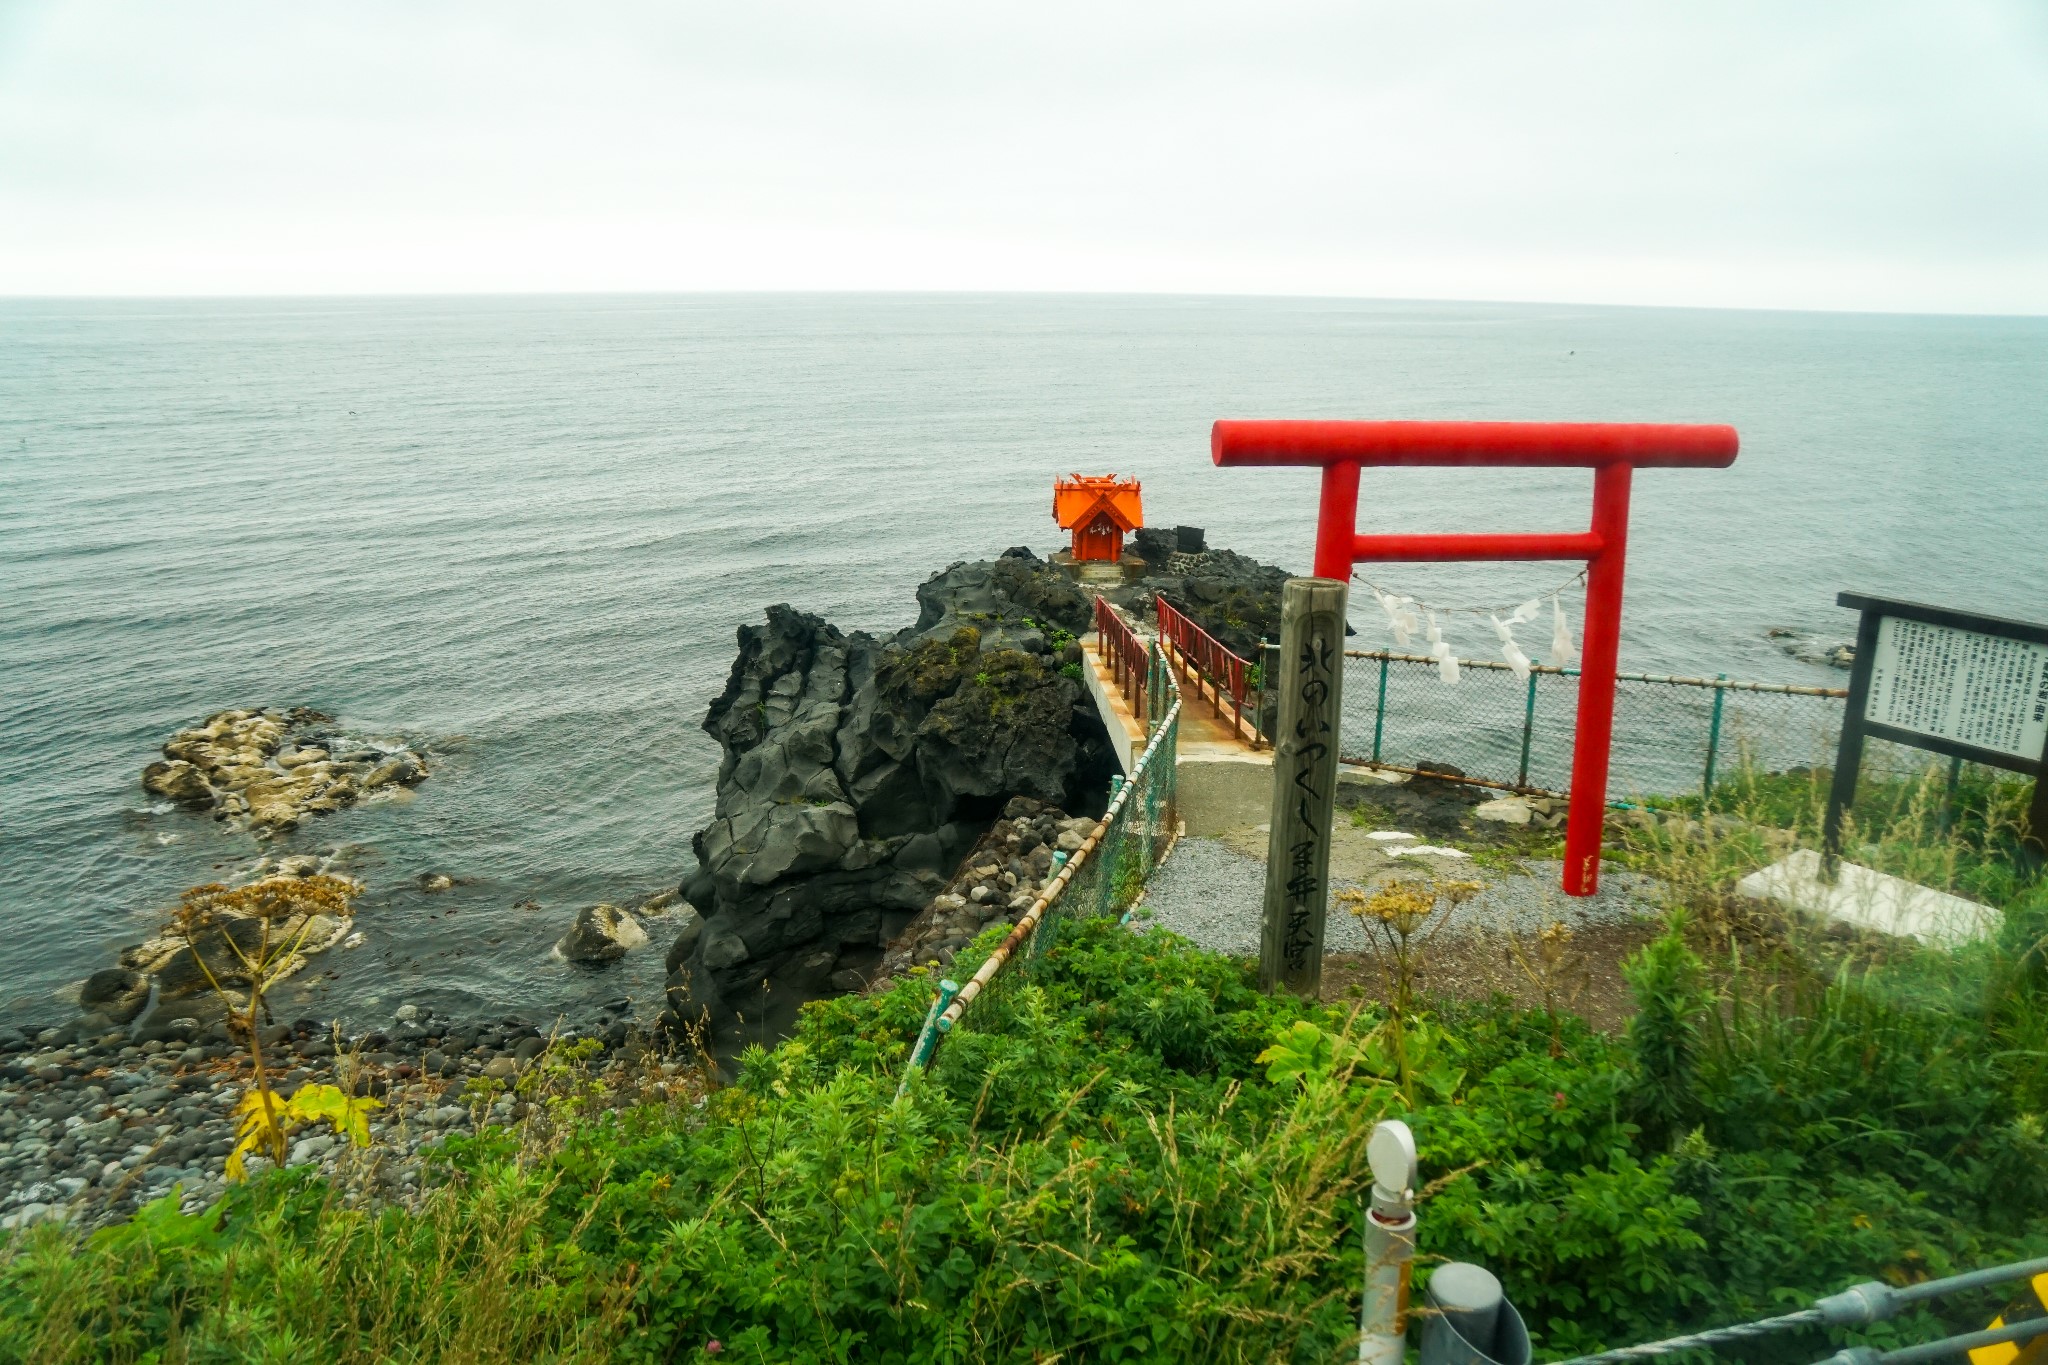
[{"x1": 1212, "y1": 419, "x2": 1740, "y2": 895}]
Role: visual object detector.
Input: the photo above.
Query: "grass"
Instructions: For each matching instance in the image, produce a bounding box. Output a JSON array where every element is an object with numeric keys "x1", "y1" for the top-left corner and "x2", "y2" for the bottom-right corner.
[{"x1": 7, "y1": 761, "x2": 2048, "y2": 1363}]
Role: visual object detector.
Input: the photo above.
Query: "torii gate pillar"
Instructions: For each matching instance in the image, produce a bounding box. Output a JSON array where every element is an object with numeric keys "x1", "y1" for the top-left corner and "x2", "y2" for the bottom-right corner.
[{"x1": 1215, "y1": 420, "x2": 1739, "y2": 896}]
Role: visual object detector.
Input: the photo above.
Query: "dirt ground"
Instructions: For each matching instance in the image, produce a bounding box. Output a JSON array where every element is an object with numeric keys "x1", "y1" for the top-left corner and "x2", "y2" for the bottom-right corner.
[{"x1": 1318, "y1": 918, "x2": 1663, "y2": 1035}]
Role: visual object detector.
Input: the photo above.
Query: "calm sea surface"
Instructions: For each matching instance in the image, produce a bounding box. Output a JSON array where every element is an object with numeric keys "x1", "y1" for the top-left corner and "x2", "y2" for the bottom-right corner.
[{"x1": 2, "y1": 294, "x2": 2044, "y2": 1029}]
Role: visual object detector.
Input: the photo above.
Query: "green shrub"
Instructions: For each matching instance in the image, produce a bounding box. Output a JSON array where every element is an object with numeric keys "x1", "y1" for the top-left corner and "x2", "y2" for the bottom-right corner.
[{"x1": 9, "y1": 916, "x2": 2048, "y2": 1363}]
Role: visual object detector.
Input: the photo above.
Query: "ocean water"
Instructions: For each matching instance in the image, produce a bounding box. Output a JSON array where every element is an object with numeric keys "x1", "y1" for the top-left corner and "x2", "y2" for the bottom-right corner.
[{"x1": 2, "y1": 293, "x2": 2044, "y2": 1031}]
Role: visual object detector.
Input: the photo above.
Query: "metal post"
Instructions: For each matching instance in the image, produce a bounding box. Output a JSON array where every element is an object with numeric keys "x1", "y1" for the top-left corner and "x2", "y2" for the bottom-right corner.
[
  {"x1": 1823, "y1": 607, "x2": 1884, "y2": 875},
  {"x1": 1262, "y1": 578, "x2": 1347, "y2": 998},
  {"x1": 1940, "y1": 754, "x2": 1963, "y2": 836},
  {"x1": 897, "y1": 977, "x2": 961, "y2": 1095},
  {"x1": 1262, "y1": 638, "x2": 1280, "y2": 746},
  {"x1": 1517, "y1": 671, "x2": 1538, "y2": 789},
  {"x1": 1562, "y1": 461, "x2": 1632, "y2": 896},
  {"x1": 1702, "y1": 674, "x2": 1727, "y2": 802},
  {"x1": 1360, "y1": 1121, "x2": 1418, "y2": 1365},
  {"x1": 1373, "y1": 654, "x2": 1389, "y2": 763}
]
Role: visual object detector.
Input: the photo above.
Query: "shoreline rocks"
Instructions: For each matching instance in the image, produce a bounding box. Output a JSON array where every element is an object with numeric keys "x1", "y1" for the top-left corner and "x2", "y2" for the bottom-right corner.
[
  {"x1": 143, "y1": 707, "x2": 428, "y2": 836},
  {"x1": 0, "y1": 1001, "x2": 656, "y2": 1235},
  {"x1": 868, "y1": 796, "x2": 1088, "y2": 983},
  {"x1": 103, "y1": 874, "x2": 359, "y2": 1025}
]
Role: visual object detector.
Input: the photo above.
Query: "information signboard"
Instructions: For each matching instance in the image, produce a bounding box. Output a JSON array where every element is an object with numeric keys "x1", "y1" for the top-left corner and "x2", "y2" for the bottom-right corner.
[
  {"x1": 1826, "y1": 592, "x2": 2048, "y2": 865},
  {"x1": 1864, "y1": 617, "x2": 2048, "y2": 762}
]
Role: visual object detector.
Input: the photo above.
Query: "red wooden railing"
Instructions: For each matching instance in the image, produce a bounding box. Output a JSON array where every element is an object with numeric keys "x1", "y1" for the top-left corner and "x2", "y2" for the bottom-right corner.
[
  {"x1": 1155, "y1": 595, "x2": 1261, "y2": 745},
  {"x1": 1094, "y1": 595, "x2": 1150, "y2": 719}
]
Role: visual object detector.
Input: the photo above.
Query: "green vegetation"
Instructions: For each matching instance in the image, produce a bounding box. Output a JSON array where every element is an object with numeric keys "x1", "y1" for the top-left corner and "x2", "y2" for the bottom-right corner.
[{"x1": 9, "y1": 761, "x2": 2048, "y2": 1363}]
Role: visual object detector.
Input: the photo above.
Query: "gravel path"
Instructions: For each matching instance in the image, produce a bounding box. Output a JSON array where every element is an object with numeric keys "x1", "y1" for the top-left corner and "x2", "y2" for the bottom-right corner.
[{"x1": 1130, "y1": 835, "x2": 1662, "y2": 956}]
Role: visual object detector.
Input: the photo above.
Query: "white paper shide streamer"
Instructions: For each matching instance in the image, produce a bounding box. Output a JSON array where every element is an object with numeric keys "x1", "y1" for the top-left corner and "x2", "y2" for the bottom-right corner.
[
  {"x1": 1550, "y1": 594, "x2": 1577, "y2": 669},
  {"x1": 1424, "y1": 611, "x2": 1459, "y2": 684},
  {"x1": 1370, "y1": 587, "x2": 1420, "y2": 649},
  {"x1": 1366, "y1": 581, "x2": 1579, "y2": 685}
]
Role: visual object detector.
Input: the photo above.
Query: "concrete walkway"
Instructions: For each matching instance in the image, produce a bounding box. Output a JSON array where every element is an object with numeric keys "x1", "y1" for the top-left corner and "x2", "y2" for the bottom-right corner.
[{"x1": 1081, "y1": 621, "x2": 1276, "y2": 838}]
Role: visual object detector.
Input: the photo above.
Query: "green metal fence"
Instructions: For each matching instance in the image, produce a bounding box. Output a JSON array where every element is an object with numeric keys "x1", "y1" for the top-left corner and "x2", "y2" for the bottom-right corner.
[
  {"x1": 1341, "y1": 649, "x2": 1850, "y2": 801},
  {"x1": 930, "y1": 630, "x2": 1181, "y2": 1040}
]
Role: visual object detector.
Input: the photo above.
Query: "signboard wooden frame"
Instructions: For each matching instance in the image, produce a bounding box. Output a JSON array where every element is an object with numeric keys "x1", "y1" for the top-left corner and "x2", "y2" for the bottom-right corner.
[{"x1": 1825, "y1": 591, "x2": 2048, "y2": 867}]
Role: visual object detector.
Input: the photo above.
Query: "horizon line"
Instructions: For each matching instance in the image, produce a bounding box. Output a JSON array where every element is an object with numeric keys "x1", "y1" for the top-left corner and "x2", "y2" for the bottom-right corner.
[{"x1": 1, "y1": 285, "x2": 2044, "y2": 323}]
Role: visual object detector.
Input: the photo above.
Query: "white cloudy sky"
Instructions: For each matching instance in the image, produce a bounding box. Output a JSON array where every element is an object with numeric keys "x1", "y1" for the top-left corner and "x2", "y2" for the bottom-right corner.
[{"x1": 2, "y1": 1, "x2": 2045, "y2": 311}]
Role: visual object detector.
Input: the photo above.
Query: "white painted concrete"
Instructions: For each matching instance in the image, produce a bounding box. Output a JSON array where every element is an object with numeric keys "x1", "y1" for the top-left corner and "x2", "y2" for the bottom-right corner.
[
  {"x1": 1079, "y1": 631, "x2": 1144, "y2": 774},
  {"x1": 1736, "y1": 848, "x2": 1998, "y2": 947}
]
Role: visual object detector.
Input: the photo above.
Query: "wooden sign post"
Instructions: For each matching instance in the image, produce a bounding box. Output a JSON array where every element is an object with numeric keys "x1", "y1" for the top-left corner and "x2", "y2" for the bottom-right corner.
[
  {"x1": 1825, "y1": 592, "x2": 2048, "y2": 871},
  {"x1": 1262, "y1": 577, "x2": 1348, "y2": 997}
]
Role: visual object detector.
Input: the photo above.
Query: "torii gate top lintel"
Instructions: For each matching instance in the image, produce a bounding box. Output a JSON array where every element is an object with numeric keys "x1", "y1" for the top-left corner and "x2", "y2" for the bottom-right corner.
[
  {"x1": 1212, "y1": 418, "x2": 1740, "y2": 897},
  {"x1": 1210, "y1": 419, "x2": 1740, "y2": 471}
]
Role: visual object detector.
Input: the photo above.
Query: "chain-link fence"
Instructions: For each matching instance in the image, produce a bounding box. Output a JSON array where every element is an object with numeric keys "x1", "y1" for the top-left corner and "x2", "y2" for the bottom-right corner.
[
  {"x1": 933, "y1": 630, "x2": 1182, "y2": 1037},
  {"x1": 1340, "y1": 649, "x2": 1850, "y2": 802}
]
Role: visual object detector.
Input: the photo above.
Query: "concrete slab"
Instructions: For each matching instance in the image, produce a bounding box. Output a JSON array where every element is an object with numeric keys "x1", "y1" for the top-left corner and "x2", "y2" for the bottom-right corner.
[
  {"x1": 1736, "y1": 848, "x2": 1998, "y2": 947},
  {"x1": 1177, "y1": 750, "x2": 1274, "y2": 837}
]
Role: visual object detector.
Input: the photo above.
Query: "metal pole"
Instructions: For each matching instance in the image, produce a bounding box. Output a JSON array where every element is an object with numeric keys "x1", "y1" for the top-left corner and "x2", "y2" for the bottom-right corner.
[
  {"x1": 1517, "y1": 670, "x2": 1538, "y2": 789},
  {"x1": 1360, "y1": 1121, "x2": 1418, "y2": 1365},
  {"x1": 896, "y1": 977, "x2": 961, "y2": 1095},
  {"x1": 1823, "y1": 607, "x2": 1884, "y2": 876},
  {"x1": 1703, "y1": 674, "x2": 1727, "y2": 802},
  {"x1": 1563, "y1": 461, "x2": 1632, "y2": 896},
  {"x1": 1373, "y1": 654, "x2": 1389, "y2": 764},
  {"x1": 1940, "y1": 754, "x2": 1963, "y2": 836}
]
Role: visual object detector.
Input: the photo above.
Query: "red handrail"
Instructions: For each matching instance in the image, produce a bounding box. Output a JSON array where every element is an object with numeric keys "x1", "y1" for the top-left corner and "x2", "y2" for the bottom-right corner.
[
  {"x1": 1155, "y1": 596, "x2": 1260, "y2": 745},
  {"x1": 1093, "y1": 595, "x2": 1149, "y2": 719}
]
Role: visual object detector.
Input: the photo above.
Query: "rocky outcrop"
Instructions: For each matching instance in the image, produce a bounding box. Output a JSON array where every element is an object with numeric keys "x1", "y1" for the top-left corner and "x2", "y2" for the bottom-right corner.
[
  {"x1": 661, "y1": 550, "x2": 1113, "y2": 1057},
  {"x1": 1106, "y1": 546, "x2": 1292, "y2": 660},
  {"x1": 143, "y1": 707, "x2": 428, "y2": 835},
  {"x1": 553, "y1": 904, "x2": 650, "y2": 964},
  {"x1": 1765, "y1": 628, "x2": 1855, "y2": 670},
  {"x1": 74, "y1": 872, "x2": 360, "y2": 1040}
]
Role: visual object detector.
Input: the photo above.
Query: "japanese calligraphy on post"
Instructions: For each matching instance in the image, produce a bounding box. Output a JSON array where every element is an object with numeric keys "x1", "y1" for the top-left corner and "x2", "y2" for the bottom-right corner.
[{"x1": 1261, "y1": 578, "x2": 1347, "y2": 998}]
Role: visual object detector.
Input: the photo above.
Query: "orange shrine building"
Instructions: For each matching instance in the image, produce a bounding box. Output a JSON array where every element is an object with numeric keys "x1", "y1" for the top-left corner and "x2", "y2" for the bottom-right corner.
[{"x1": 1052, "y1": 474, "x2": 1143, "y2": 563}]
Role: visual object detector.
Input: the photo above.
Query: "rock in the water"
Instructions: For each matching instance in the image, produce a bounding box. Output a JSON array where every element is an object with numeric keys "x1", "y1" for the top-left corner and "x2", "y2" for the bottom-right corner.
[
  {"x1": 554, "y1": 904, "x2": 649, "y2": 964},
  {"x1": 142, "y1": 760, "x2": 214, "y2": 807},
  {"x1": 142, "y1": 708, "x2": 425, "y2": 834},
  {"x1": 78, "y1": 968, "x2": 151, "y2": 1025},
  {"x1": 417, "y1": 872, "x2": 454, "y2": 893},
  {"x1": 112, "y1": 875, "x2": 357, "y2": 1005}
]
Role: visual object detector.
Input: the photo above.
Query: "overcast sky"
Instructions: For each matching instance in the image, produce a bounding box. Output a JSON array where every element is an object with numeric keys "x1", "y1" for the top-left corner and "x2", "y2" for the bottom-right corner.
[{"x1": 2, "y1": 1, "x2": 2045, "y2": 312}]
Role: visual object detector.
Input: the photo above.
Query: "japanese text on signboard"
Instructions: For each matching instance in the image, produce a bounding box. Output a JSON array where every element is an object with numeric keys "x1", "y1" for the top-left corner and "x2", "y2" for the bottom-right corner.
[{"x1": 1867, "y1": 617, "x2": 2048, "y2": 762}]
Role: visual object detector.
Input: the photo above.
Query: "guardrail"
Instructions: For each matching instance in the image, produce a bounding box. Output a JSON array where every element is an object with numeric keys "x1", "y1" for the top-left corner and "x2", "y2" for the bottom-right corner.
[
  {"x1": 1095, "y1": 594, "x2": 1152, "y2": 724},
  {"x1": 1345, "y1": 648, "x2": 1849, "y2": 799},
  {"x1": 1155, "y1": 595, "x2": 1264, "y2": 746},
  {"x1": 909, "y1": 601, "x2": 1182, "y2": 1055}
]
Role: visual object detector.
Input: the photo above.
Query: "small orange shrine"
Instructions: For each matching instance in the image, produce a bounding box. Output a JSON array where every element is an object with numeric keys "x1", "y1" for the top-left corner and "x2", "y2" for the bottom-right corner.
[{"x1": 1052, "y1": 474, "x2": 1144, "y2": 562}]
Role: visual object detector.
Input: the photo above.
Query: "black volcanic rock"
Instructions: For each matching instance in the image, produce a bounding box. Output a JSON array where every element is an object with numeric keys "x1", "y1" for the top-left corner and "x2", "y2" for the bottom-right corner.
[
  {"x1": 662, "y1": 550, "x2": 1114, "y2": 1059},
  {"x1": 1111, "y1": 545, "x2": 1292, "y2": 660}
]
